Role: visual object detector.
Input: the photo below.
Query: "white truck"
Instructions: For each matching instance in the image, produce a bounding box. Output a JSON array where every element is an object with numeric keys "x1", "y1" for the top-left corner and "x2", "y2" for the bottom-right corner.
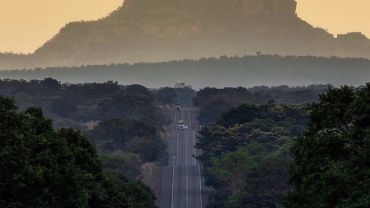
[{"x1": 177, "y1": 124, "x2": 189, "y2": 130}]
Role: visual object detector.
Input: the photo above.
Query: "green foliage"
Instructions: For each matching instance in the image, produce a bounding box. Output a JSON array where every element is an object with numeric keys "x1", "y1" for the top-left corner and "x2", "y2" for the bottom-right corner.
[
  {"x1": 196, "y1": 103, "x2": 307, "y2": 208},
  {"x1": 194, "y1": 85, "x2": 328, "y2": 124},
  {"x1": 197, "y1": 100, "x2": 232, "y2": 125},
  {"x1": 197, "y1": 104, "x2": 307, "y2": 166},
  {"x1": 0, "y1": 79, "x2": 171, "y2": 208},
  {"x1": 210, "y1": 145, "x2": 290, "y2": 208},
  {"x1": 101, "y1": 151, "x2": 142, "y2": 178},
  {"x1": 0, "y1": 97, "x2": 157, "y2": 208},
  {"x1": 155, "y1": 87, "x2": 178, "y2": 105},
  {"x1": 0, "y1": 79, "x2": 165, "y2": 127},
  {"x1": 87, "y1": 118, "x2": 167, "y2": 163},
  {"x1": 174, "y1": 87, "x2": 196, "y2": 107},
  {"x1": 92, "y1": 171, "x2": 157, "y2": 208},
  {"x1": 0, "y1": 79, "x2": 169, "y2": 177},
  {"x1": 284, "y1": 84, "x2": 370, "y2": 208}
]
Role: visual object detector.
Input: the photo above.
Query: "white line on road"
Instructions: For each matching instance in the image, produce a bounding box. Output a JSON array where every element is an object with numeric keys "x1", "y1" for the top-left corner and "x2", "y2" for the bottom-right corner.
[
  {"x1": 171, "y1": 109, "x2": 204, "y2": 208},
  {"x1": 190, "y1": 110, "x2": 197, "y2": 166},
  {"x1": 171, "y1": 110, "x2": 177, "y2": 208},
  {"x1": 171, "y1": 165, "x2": 175, "y2": 208},
  {"x1": 194, "y1": 130, "x2": 197, "y2": 166},
  {"x1": 185, "y1": 129, "x2": 189, "y2": 207},
  {"x1": 188, "y1": 110, "x2": 192, "y2": 129},
  {"x1": 176, "y1": 130, "x2": 179, "y2": 166},
  {"x1": 175, "y1": 110, "x2": 177, "y2": 126},
  {"x1": 198, "y1": 163, "x2": 203, "y2": 208},
  {"x1": 191, "y1": 108, "x2": 203, "y2": 208}
]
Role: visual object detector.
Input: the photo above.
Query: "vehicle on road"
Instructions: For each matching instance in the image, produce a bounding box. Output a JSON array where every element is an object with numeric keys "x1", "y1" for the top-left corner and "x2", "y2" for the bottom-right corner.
[
  {"x1": 177, "y1": 124, "x2": 189, "y2": 130},
  {"x1": 177, "y1": 119, "x2": 184, "y2": 124},
  {"x1": 175, "y1": 104, "x2": 182, "y2": 111}
]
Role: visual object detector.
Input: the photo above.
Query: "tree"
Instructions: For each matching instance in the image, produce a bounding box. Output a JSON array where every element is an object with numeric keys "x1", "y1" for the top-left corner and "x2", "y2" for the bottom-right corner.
[
  {"x1": 284, "y1": 84, "x2": 370, "y2": 208},
  {"x1": 209, "y1": 144, "x2": 290, "y2": 208},
  {"x1": 217, "y1": 104, "x2": 266, "y2": 127},
  {"x1": 197, "y1": 100, "x2": 232, "y2": 125},
  {"x1": 0, "y1": 98, "x2": 100, "y2": 207},
  {"x1": 0, "y1": 97, "x2": 158, "y2": 208},
  {"x1": 91, "y1": 171, "x2": 157, "y2": 208},
  {"x1": 156, "y1": 87, "x2": 177, "y2": 105},
  {"x1": 196, "y1": 103, "x2": 307, "y2": 208},
  {"x1": 87, "y1": 118, "x2": 166, "y2": 163}
]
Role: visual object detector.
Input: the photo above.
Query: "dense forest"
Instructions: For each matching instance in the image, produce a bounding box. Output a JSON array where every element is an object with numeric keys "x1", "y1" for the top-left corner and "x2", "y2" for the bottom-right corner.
[
  {"x1": 196, "y1": 103, "x2": 308, "y2": 207},
  {"x1": 1, "y1": 55, "x2": 370, "y2": 88},
  {"x1": 195, "y1": 84, "x2": 370, "y2": 208},
  {"x1": 0, "y1": 78, "x2": 167, "y2": 127},
  {"x1": 0, "y1": 97, "x2": 157, "y2": 207},
  {"x1": 1, "y1": 79, "x2": 369, "y2": 207},
  {"x1": 0, "y1": 79, "x2": 180, "y2": 199},
  {"x1": 193, "y1": 84, "x2": 329, "y2": 125},
  {"x1": 0, "y1": 79, "x2": 199, "y2": 207},
  {"x1": 284, "y1": 84, "x2": 370, "y2": 208},
  {"x1": 0, "y1": 79, "x2": 329, "y2": 183}
]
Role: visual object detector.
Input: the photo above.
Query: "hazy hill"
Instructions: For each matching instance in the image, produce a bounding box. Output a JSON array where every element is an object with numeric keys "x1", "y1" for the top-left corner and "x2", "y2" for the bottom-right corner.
[
  {"x1": 1, "y1": 0, "x2": 370, "y2": 69},
  {"x1": 1, "y1": 55, "x2": 369, "y2": 88}
]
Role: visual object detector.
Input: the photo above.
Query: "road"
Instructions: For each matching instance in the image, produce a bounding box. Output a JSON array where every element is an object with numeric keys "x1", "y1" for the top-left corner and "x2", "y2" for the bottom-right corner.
[{"x1": 159, "y1": 108, "x2": 206, "y2": 208}]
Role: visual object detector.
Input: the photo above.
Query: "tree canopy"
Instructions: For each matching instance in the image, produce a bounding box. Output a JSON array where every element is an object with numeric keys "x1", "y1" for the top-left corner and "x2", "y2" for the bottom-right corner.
[
  {"x1": 0, "y1": 97, "x2": 157, "y2": 208},
  {"x1": 196, "y1": 103, "x2": 308, "y2": 208},
  {"x1": 284, "y1": 84, "x2": 370, "y2": 208},
  {"x1": 193, "y1": 85, "x2": 328, "y2": 125}
]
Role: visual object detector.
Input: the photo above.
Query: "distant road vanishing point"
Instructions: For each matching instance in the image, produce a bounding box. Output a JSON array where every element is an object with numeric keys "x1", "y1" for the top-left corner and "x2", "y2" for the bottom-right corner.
[{"x1": 159, "y1": 108, "x2": 206, "y2": 208}]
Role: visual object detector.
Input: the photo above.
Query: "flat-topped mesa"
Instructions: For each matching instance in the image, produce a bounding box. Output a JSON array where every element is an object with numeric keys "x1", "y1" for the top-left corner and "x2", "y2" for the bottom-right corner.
[
  {"x1": 4, "y1": 0, "x2": 370, "y2": 69},
  {"x1": 242, "y1": 0, "x2": 297, "y2": 16},
  {"x1": 121, "y1": 0, "x2": 297, "y2": 17}
]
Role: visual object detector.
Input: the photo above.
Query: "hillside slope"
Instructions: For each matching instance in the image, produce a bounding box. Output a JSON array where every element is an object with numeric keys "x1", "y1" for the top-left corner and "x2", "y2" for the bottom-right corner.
[{"x1": 1, "y1": 0, "x2": 370, "y2": 69}]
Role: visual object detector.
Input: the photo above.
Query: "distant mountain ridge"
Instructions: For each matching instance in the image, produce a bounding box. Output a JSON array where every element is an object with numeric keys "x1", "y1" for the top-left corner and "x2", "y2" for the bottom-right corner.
[
  {"x1": 1, "y1": 55, "x2": 370, "y2": 88},
  {"x1": 1, "y1": 0, "x2": 370, "y2": 69}
]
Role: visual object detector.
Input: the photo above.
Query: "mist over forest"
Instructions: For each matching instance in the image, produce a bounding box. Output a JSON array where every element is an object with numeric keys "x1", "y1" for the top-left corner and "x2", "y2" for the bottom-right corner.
[{"x1": 1, "y1": 55, "x2": 370, "y2": 88}]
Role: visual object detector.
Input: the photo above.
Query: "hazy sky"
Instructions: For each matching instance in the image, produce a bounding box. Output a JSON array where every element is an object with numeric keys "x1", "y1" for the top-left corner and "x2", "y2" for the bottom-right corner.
[{"x1": 1, "y1": 0, "x2": 370, "y2": 53}]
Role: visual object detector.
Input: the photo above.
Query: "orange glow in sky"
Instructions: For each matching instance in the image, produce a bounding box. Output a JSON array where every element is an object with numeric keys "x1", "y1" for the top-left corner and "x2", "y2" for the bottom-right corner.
[{"x1": 0, "y1": 0, "x2": 369, "y2": 53}]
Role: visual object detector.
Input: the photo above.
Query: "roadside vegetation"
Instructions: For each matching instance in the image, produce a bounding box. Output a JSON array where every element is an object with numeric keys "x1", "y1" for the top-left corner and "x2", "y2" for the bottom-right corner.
[
  {"x1": 1, "y1": 78, "x2": 369, "y2": 207},
  {"x1": 196, "y1": 103, "x2": 307, "y2": 207},
  {"x1": 0, "y1": 97, "x2": 157, "y2": 207},
  {"x1": 0, "y1": 78, "x2": 196, "y2": 207},
  {"x1": 193, "y1": 85, "x2": 328, "y2": 125},
  {"x1": 284, "y1": 84, "x2": 370, "y2": 208},
  {"x1": 195, "y1": 84, "x2": 370, "y2": 208},
  {"x1": 0, "y1": 79, "x2": 171, "y2": 178}
]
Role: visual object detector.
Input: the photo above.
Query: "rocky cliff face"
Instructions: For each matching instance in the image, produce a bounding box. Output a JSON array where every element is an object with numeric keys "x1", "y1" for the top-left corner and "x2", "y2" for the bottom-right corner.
[
  {"x1": 1, "y1": 0, "x2": 370, "y2": 69},
  {"x1": 242, "y1": 0, "x2": 297, "y2": 16},
  {"x1": 120, "y1": 0, "x2": 297, "y2": 17}
]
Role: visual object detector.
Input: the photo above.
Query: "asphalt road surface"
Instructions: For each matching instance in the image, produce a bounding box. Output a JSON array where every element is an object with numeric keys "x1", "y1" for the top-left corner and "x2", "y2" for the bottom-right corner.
[{"x1": 159, "y1": 108, "x2": 206, "y2": 208}]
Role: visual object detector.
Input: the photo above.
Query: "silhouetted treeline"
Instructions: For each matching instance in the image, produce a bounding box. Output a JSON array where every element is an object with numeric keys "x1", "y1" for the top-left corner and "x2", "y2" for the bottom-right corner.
[
  {"x1": 1, "y1": 55, "x2": 370, "y2": 88},
  {"x1": 193, "y1": 84, "x2": 330, "y2": 125},
  {"x1": 0, "y1": 78, "x2": 168, "y2": 125},
  {"x1": 0, "y1": 78, "x2": 172, "y2": 180}
]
